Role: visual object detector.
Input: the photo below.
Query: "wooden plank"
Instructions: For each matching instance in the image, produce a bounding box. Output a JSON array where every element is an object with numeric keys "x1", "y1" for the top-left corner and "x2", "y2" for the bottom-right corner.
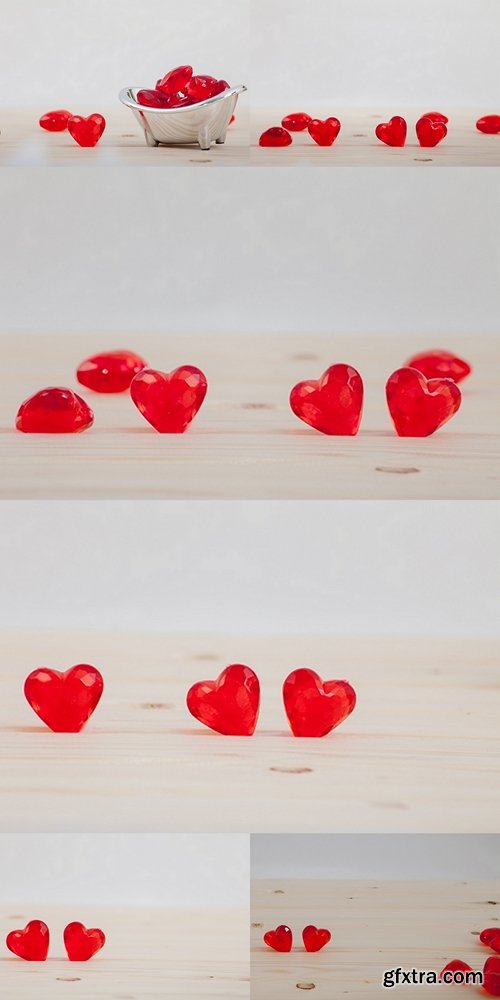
[
  {"x1": 251, "y1": 109, "x2": 500, "y2": 167},
  {"x1": 1, "y1": 632, "x2": 499, "y2": 833},
  {"x1": 251, "y1": 879, "x2": 500, "y2": 997},
  {"x1": 0, "y1": 905, "x2": 249, "y2": 998},
  {"x1": 1, "y1": 334, "x2": 497, "y2": 499}
]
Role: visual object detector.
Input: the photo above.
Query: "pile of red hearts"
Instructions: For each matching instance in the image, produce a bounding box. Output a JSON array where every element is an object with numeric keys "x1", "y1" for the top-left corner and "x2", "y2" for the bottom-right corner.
[
  {"x1": 376, "y1": 112, "x2": 448, "y2": 147},
  {"x1": 441, "y1": 927, "x2": 500, "y2": 996},
  {"x1": 260, "y1": 112, "x2": 341, "y2": 147},
  {"x1": 39, "y1": 109, "x2": 106, "y2": 147},
  {"x1": 136, "y1": 64, "x2": 231, "y2": 109}
]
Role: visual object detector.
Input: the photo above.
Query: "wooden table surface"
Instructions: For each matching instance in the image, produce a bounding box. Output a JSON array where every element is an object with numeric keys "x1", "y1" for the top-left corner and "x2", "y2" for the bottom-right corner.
[
  {"x1": 251, "y1": 879, "x2": 499, "y2": 997},
  {"x1": 1, "y1": 905, "x2": 248, "y2": 999},
  {"x1": 0, "y1": 107, "x2": 249, "y2": 166},
  {"x1": 251, "y1": 109, "x2": 500, "y2": 167},
  {"x1": 1, "y1": 632, "x2": 498, "y2": 834},
  {"x1": 1, "y1": 334, "x2": 497, "y2": 499}
]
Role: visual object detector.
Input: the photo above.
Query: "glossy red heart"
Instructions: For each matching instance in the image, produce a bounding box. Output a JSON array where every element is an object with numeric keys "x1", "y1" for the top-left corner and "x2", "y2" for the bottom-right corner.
[
  {"x1": 481, "y1": 929, "x2": 500, "y2": 954},
  {"x1": 24, "y1": 665, "x2": 104, "y2": 733},
  {"x1": 302, "y1": 925, "x2": 331, "y2": 952},
  {"x1": 157, "y1": 65, "x2": 193, "y2": 94},
  {"x1": 375, "y1": 116, "x2": 407, "y2": 147},
  {"x1": 130, "y1": 365, "x2": 207, "y2": 433},
  {"x1": 386, "y1": 367, "x2": 462, "y2": 437},
  {"x1": 187, "y1": 664, "x2": 260, "y2": 736},
  {"x1": 405, "y1": 350, "x2": 471, "y2": 384},
  {"x1": 440, "y1": 959, "x2": 473, "y2": 978},
  {"x1": 290, "y1": 364, "x2": 363, "y2": 435},
  {"x1": 39, "y1": 109, "x2": 72, "y2": 132},
  {"x1": 308, "y1": 118, "x2": 341, "y2": 146},
  {"x1": 259, "y1": 127, "x2": 292, "y2": 147},
  {"x1": 476, "y1": 115, "x2": 500, "y2": 135},
  {"x1": 16, "y1": 387, "x2": 94, "y2": 433},
  {"x1": 484, "y1": 956, "x2": 500, "y2": 996},
  {"x1": 283, "y1": 669, "x2": 356, "y2": 738},
  {"x1": 422, "y1": 111, "x2": 448, "y2": 124},
  {"x1": 77, "y1": 350, "x2": 148, "y2": 393},
  {"x1": 64, "y1": 922, "x2": 105, "y2": 961},
  {"x1": 6, "y1": 920, "x2": 50, "y2": 961},
  {"x1": 416, "y1": 116, "x2": 447, "y2": 147},
  {"x1": 68, "y1": 114, "x2": 106, "y2": 147},
  {"x1": 281, "y1": 112, "x2": 313, "y2": 132},
  {"x1": 137, "y1": 89, "x2": 175, "y2": 108},
  {"x1": 264, "y1": 925, "x2": 292, "y2": 952}
]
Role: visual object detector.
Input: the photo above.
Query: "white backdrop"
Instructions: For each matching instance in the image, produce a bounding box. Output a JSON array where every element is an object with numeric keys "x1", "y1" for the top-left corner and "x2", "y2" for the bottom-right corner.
[
  {"x1": 0, "y1": 168, "x2": 498, "y2": 336},
  {"x1": 0, "y1": 501, "x2": 497, "y2": 637},
  {"x1": 0, "y1": 833, "x2": 248, "y2": 904}
]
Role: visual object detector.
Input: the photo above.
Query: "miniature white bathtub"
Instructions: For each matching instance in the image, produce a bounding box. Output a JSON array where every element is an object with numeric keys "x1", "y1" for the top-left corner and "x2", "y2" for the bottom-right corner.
[{"x1": 119, "y1": 85, "x2": 246, "y2": 149}]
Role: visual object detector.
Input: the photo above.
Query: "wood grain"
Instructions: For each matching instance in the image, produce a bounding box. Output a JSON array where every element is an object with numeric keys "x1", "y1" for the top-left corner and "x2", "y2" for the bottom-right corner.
[
  {"x1": 1, "y1": 905, "x2": 248, "y2": 998},
  {"x1": 251, "y1": 879, "x2": 500, "y2": 997},
  {"x1": 1, "y1": 632, "x2": 499, "y2": 833},
  {"x1": 251, "y1": 109, "x2": 500, "y2": 166},
  {"x1": 1, "y1": 333, "x2": 498, "y2": 499}
]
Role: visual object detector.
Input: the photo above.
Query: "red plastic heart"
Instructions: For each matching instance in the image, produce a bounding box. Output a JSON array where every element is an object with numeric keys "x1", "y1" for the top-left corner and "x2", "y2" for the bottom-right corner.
[
  {"x1": 484, "y1": 956, "x2": 500, "y2": 996},
  {"x1": 290, "y1": 364, "x2": 364, "y2": 435},
  {"x1": 24, "y1": 665, "x2": 104, "y2": 733},
  {"x1": 405, "y1": 350, "x2": 471, "y2": 384},
  {"x1": 422, "y1": 111, "x2": 449, "y2": 124},
  {"x1": 416, "y1": 116, "x2": 447, "y2": 147},
  {"x1": 187, "y1": 664, "x2": 260, "y2": 736},
  {"x1": 186, "y1": 75, "x2": 219, "y2": 102},
  {"x1": 68, "y1": 114, "x2": 106, "y2": 147},
  {"x1": 283, "y1": 669, "x2": 356, "y2": 738},
  {"x1": 64, "y1": 922, "x2": 105, "y2": 961},
  {"x1": 259, "y1": 127, "x2": 292, "y2": 147},
  {"x1": 302, "y1": 925, "x2": 331, "y2": 952},
  {"x1": 137, "y1": 89, "x2": 174, "y2": 108},
  {"x1": 130, "y1": 365, "x2": 207, "y2": 433},
  {"x1": 476, "y1": 115, "x2": 500, "y2": 135},
  {"x1": 481, "y1": 930, "x2": 500, "y2": 954},
  {"x1": 386, "y1": 367, "x2": 462, "y2": 437},
  {"x1": 264, "y1": 925, "x2": 293, "y2": 952},
  {"x1": 375, "y1": 116, "x2": 407, "y2": 147},
  {"x1": 308, "y1": 118, "x2": 341, "y2": 146},
  {"x1": 281, "y1": 112, "x2": 312, "y2": 131},
  {"x1": 77, "y1": 350, "x2": 148, "y2": 393},
  {"x1": 440, "y1": 959, "x2": 473, "y2": 978},
  {"x1": 6, "y1": 921, "x2": 50, "y2": 961},
  {"x1": 16, "y1": 387, "x2": 94, "y2": 433},
  {"x1": 39, "y1": 109, "x2": 72, "y2": 132},
  {"x1": 156, "y1": 65, "x2": 193, "y2": 94}
]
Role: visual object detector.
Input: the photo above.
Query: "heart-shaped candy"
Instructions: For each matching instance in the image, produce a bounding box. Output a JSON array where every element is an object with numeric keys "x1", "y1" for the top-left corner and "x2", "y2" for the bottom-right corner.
[
  {"x1": 24, "y1": 665, "x2": 104, "y2": 733},
  {"x1": 64, "y1": 922, "x2": 105, "y2": 961},
  {"x1": 39, "y1": 109, "x2": 72, "y2": 132},
  {"x1": 375, "y1": 116, "x2": 407, "y2": 147},
  {"x1": 302, "y1": 925, "x2": 331, "y2": 952},
  {"x1": 187, "y1": 664, "x2": 260, "y2": 736},
  {"x1": 68, "y1": 114, "x2": 106, "y2": 147},
  {"x1": 416, "y1": 116, "x2": 447, "y2": 147},
  {"x1": 157, "y1": 65, "x2": 193, "y2": 94},
  {"x1": 481, "y1": 929, "x2": 500, "y2": 954},
  {"x1": 6, "y1": 920, "x2": 50, "y2": 961},
  {"x1": 290, "y1": 364, "x2": 363, "y2": 435},
  {"x1": 386, "y1": 367, "x2": 462, "y2": 437},
  {"x1": 484, "y1": 956, "x2": 500, "y2": 996},
  {"x1": 137, "y1": 89, "x2": 175, "y2": 108},
  {"x1": 130, "y1": 365, "x2": 207, "y2": 432},
  {"x1": 16, "y1": 387, "x2": 94, "y2": 433},
  {"x1": 405, "y1": 350, "x2": 471, "y2": 384},
  {"x1": 440, "y1": 959, "x2": 473, "y2": 978},
  {"x1": 259, "y1": 127, "x2": 292, "y2": 147},
  {"x1": 283, "y1": 669, "x2": 356, "y2": 738},
  {"x1": 476, "y1": 115, "x2": 500, "y2": 135},
  {"x1": 308, "y1": 118, "x2": 341, "y2": 146},
  {"x1": 264, "y1": 925, "x2": 292, "y2": 952},
  {"x1": 422, "y1": 112, "x2": 449, "y2": 124},
  {"x1": 77, "y1": 350, "x2": 147, "y2": 393},
  {"x1": 281, "y1": 112, "x2": 313, "y2": 132}
]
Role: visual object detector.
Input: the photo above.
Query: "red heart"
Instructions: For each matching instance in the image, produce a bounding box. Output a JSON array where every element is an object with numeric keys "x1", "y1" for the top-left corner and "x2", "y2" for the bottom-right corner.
[
  {"x1": 130, "y1": 365, "x2": 207, "y2": 433},
  {"x1": 476, "y1": 115, "x2": 500, "y2": 135},
  {"x1": 264, "y1": 925, "x2": 293, "y2": 952},
  {"x1": 137, "y1": 89, "x2": 175, "y2": 108},
  {"x1": 259, "y1": 127, "x2": 292, "y2": 147},
  {"x1": 77, "y1": 350, "x2": 148, "y2": 393},
  {"x1": 283, "y1": 669, "x2": 356, "y2": 738},
  {"x1": 15, "y1": 387, "x2": 94, "y2": 433},
  {"x1": 302, "y1": 925, "x2": 331, "y2": 952},
  {"x1": 484, "y1": 956, "x2": 500, "y2": 996},
  {"x1": 386, "y1": 367, "x2": 462, "y2": 437},
  {"x1": 156, "y1": 65, "x2": 193, "y2": 94},
  {"x1": 64, "y1": 922, "x2": 105, "y2": 962},
  {"x1": 422, "y1": 111, "x2": 448, "y2": 124},
  {"x1": 290, "y1": 364, "x2": 363, "y2": 435},
  {"x1": 481, "y1": 929, "x2": 500, "y2": 954},
  {"x1": 440, "y1": 959, "x2": 473, "y2": 978},
  {"x1": 39, "y1": 109, "x2": 72, "y2": 132},
  {"x1": 308, "y1": 118, "x2": 341, "y2": 146},
  {"x1": 405, "y1": 350, "x2": 471, "y2": 384},
  {"x1": 416, "y1": 116, "x2": 447, "y2": 147},
  {"x1": 68, "y1": 114, "x2": 106, "y2": 147},
  {"x1": 6, "y1": 920, "x2": 50, "y2": 961},
  {"x1": 281, "y1": 112, "x2": 313, "y2": 132},
  {"x1": 187, "y1": 664, "x2": 260, "y2": 736},
  {"x1": 24, "y1": 665, "x2": 104, "y2": 733},
  {"x1": 375, "y1": 116, "x2": 407, "y2": 147}
]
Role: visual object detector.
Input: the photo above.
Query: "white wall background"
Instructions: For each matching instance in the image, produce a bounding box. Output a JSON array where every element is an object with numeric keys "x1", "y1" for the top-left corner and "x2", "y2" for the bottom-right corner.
[
  {"x1": 0, "y1": 501, "x2": 497, "y2": 637},
  {"x1": 0, "y1": 833, "x2": 248, "y2": 904},
  {"x1": 251, "y1": 0, "x2": 500, "y2": 108},
  {"x1": 252, "y1": 834, "x2": 500, "y2": 880},
  {"x1": 0, "y1": 0, "x2": 249, "y2": 107},
  {"x1": 0, "y1": 169, "x2": 498, "y2": 336}
]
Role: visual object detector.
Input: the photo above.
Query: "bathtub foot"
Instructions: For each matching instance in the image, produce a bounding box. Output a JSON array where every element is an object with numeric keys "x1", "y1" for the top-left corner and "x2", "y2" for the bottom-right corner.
[
  {"x1": 145, "y1": 131, "x2": 159, "y2": 147},
  {"x1": 216, "y1": 131, "x2": 227, "y2": 145},
  {"x1": 198, "y1": 126, "x2": 211, "y2": 150}
]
